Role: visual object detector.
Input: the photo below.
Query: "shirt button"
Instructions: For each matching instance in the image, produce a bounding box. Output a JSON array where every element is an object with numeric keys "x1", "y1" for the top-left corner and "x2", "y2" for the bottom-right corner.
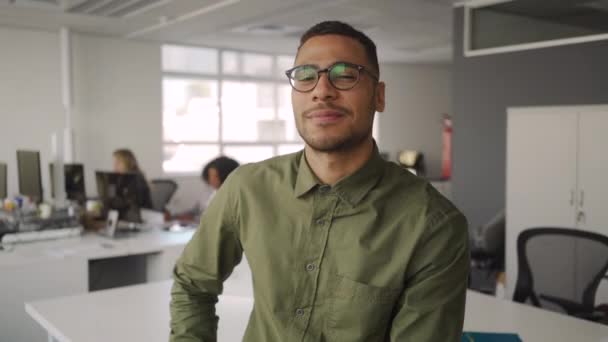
[
  {"x1": 306, "y1": 263, "x2": 316, "y2": 271},
  {"x1": 295, "y1": 308, "x2": 305, "y2": 316},
  {"x1": 316, "y1": 218, "x2": 325, "y2": 225},
  {"x1": 318, "y1": 185, "x2": 330, "y2": 194}
]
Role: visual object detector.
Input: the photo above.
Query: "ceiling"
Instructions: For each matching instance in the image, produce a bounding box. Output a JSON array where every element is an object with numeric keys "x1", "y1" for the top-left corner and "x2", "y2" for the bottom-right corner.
[{"x1": 0, "y1": 0, "x2": 461, "y2": 63}]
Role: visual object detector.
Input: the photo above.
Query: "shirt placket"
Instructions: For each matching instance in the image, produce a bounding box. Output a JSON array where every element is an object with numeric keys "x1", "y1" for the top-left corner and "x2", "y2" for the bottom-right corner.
[{"x1": 291, "y1": 184, "x2": 340, "y2": 341}]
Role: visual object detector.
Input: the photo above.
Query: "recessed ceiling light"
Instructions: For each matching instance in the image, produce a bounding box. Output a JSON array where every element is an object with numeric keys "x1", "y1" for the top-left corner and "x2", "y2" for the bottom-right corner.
[{"x1": 232, "y1": 24, "x2": 303, "y2": 36}]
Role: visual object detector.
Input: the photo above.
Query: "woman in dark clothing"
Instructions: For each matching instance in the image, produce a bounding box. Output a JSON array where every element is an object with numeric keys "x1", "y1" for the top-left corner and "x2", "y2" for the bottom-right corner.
[
  {"x1": 201, "y1": 156, "x2": 240, "y2": 190},
  {"x1": 112, "y1": 148, "x2": 153, "y2": 209}
]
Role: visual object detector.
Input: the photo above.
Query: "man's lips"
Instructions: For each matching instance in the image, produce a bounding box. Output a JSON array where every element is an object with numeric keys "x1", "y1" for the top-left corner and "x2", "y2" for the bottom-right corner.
[{"x1": 306, "y1": 109, "x2": 346, "y2": 123}]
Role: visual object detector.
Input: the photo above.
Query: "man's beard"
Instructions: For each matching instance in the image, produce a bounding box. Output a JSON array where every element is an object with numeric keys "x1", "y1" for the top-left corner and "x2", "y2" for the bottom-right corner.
[
  {"x1": 300, "y1": 125, "x2": 372, "y2": 153},
  {"x1": 295, "y1": 100, "x2": 376, "y2": 153}
]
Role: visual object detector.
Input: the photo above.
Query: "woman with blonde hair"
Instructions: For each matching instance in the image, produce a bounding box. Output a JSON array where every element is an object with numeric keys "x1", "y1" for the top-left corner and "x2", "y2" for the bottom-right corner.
[{"x1": 112, "y1": 148, "x2": 153, "y2": 209}]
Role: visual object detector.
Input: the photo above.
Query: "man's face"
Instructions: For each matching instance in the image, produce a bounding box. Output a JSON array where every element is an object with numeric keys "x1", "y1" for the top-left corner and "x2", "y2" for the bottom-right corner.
[{"x1": 291, "y1": 34, "x2": 385, "y2": 152}]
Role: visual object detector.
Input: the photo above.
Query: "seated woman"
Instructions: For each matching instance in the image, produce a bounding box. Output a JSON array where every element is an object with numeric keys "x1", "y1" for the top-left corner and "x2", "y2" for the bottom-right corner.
[
  {"x1": 200, "y1": 156, "x2": 240, "y2": 207},
  {"x1": 112, "y1": 148, "x2": 153, "y2": 210},
  {"x1": 173, "y1": 156, "x2": 239, "y2": 222}
]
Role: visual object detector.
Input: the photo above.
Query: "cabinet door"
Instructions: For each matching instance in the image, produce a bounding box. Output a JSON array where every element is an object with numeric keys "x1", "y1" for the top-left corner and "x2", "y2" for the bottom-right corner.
[
  {"x1": 577, "y1": 110, "x2": 608, "y2": 233},
  {"x1": 506, "y1": 108, "x2": 578, "y2": 297}
]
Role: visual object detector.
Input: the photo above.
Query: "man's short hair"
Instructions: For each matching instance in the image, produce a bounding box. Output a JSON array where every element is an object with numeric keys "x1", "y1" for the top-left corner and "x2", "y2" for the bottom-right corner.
[{"x1": 298, "y1": 21, "x2": 379, "y2": 76}]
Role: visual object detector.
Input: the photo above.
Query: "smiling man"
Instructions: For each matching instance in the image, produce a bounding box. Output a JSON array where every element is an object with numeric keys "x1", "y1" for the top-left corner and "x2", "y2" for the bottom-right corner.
[{"x1": 170, "y1": 21, "x2": 469, "y2": 342}]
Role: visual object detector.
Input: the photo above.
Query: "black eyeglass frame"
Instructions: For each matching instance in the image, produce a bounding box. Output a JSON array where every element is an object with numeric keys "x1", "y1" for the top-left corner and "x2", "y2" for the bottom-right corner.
[{"x1": 285, "y1": 61, "x2": 379, "y2": 92}]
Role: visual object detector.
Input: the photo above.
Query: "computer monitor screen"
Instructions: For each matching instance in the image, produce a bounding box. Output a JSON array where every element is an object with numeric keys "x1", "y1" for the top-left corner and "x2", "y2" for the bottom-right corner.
[
  {"x1": 17, "y1": 150, "x2": 43, "y2": 203},
  {"x1": 95, "y1": 171, "x2": 141, "y2": 223},
  {"x1": 0, "y1": 163, "x2": 7, "y2": 199},
  {"x1": 50, "y1": 163, "x2": 86, "y2": 203}
]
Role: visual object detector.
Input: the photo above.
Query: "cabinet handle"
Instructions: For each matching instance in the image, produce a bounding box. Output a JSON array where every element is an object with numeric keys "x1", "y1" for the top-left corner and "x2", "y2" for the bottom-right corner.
[
  {"x1": 570, "y1": 190, "x2": 575, "y2": 206},
  {"x1": 579, "y1": 190, "x2": 585, "y2": 207}
]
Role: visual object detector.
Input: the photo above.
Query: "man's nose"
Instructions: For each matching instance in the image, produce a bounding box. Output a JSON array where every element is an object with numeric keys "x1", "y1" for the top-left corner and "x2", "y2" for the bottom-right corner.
[{"x1": 311, "y1": 72, "x2": 338, "y2": 101}]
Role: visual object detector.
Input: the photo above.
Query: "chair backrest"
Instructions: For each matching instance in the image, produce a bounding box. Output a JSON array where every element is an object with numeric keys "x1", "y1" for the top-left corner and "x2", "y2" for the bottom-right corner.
[
  {"x1": 513, "y1": 227, "x2": 608, "y2": 313},
  {"x1": 149, "y1": 179, "x2": 178, "y2": 212},
  {"x1": 474, "y1": 210, "x2": 505, "y2": 256}
]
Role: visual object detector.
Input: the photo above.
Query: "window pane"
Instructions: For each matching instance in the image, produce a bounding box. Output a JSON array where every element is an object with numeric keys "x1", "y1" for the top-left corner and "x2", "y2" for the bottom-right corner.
[
  {"x1": 278, "y1": 84, "x2": 302, "y2": 142},
  {"x1": 222, "y1": 51, "x2": 239, "y2": 74},
  {"x1": 278, "y1": 144, "x2": 304, "y2": 156},
  {"x1": 163, "y1": 78, "x2": 219, "y2": 142},
  {"x1": 242, "y1": 53, "x2": 273, "y2": 77},
  {"x1": 221, "y1": 81, "x2": 277, "y2": 142},
  {"x1": 162, "y1": 45, "x2": 218, "y2": 74},
  {"x1": 277, "y1": 55, "x2": 294, "y2": 79},
  {"x1": 470, "y1": 1, "x2": 608, "y2": 51},
  {"x1": 223, "y1": 145, "x2": 274, "y2": 164},
  {"x1": 163, "y1": 144, "x2": 220, "y2": 173}
]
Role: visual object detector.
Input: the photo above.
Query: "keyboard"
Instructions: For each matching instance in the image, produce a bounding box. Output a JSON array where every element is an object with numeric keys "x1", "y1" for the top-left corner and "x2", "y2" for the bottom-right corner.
[{"x1": 1, "y1": 226, "x2": 83, "y2": 244}]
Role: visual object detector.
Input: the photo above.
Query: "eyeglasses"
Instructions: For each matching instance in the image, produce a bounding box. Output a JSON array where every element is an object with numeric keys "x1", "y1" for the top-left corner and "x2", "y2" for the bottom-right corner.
[{"x1": 285, "y1": 61, "x2": 379, "y2": 93}]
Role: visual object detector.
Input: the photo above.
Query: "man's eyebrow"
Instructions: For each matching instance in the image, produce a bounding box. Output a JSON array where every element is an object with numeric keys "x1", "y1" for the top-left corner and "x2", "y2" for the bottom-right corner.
[
  {"x1": 293, "y1": 63, "x2": 319, "y2": 67},
  {"x1": 293, "y1": 61, "x2": 352, "y2": 68}
]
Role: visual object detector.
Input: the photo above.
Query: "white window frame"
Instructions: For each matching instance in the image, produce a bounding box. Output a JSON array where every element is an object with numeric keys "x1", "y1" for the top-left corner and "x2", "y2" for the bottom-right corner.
[
  {"x1": 462, "y1": 0, "x2": 608, "y2": 58},
  {"x1": 162, "y1": 44, "x2": 301, "y2": 176}
]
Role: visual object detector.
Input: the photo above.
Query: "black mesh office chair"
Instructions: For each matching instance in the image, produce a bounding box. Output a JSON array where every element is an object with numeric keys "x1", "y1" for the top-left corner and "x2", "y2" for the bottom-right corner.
[
  {"x1": 513, "y1": 227, "x2": 608, "y2": 321},
  {"x1": 149, "y1": 179, "x2": 178, "y2": 212}
]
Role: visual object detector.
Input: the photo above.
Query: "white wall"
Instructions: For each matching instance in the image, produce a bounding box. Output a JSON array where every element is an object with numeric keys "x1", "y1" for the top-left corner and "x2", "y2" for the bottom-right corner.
[
  {"x1": 71, "y1": 33, "x2": 163, "y2": 196},
  {"x1": 0, "y1": 25, "x2": 162, "y2": 201},
  {"x1": 0, "y1": 26, "x2": 64, "y2": 200},
  {"x1": 376, "y1": 63, "x2": 452, "y2": 179}
]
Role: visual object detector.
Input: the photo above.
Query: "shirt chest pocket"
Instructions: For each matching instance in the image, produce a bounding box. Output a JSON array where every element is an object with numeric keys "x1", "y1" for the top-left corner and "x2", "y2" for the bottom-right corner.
[{"x1": 327, "y1": 274, "x2": 401, "y2": 342}]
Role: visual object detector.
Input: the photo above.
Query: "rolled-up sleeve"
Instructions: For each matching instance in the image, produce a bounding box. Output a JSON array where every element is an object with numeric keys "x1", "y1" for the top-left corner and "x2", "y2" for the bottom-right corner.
[{"x1": 170, "y1": 173, "x2": 243, "y2": 342}]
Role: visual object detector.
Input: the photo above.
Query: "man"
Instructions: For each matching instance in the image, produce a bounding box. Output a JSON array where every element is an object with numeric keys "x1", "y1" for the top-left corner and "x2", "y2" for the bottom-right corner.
[{"x1": 170, "y1": 21, "x2": 469, "y2": 342}]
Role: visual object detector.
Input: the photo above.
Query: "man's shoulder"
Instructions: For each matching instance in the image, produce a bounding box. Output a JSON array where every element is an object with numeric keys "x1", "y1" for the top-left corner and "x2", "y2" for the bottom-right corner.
[
  {"x1": 229, "y1": 151, "x2": 301, "y2": 185},
  {"x1": 381, "y1": 163, "x2": 465, "y2": 227}
]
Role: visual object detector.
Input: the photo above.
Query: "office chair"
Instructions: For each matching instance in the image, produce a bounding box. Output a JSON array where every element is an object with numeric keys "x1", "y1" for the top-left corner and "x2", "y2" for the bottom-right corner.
[
  {"x1": 469, "y1": 211, "x2": 505, "y2": 293},
  {"x1": 471, "y1": 211, "x2": 505, "y2": 266},
  {"x1": 513, "y1": 227, "x2": 608, "y2": 322},
  {"x1": 149, "y1": 179, "x2": 178, "y2": 212}
]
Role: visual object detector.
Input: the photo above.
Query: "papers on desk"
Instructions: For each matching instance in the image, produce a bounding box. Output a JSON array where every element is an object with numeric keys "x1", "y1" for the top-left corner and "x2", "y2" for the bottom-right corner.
[{"x1": 462, "y1": 332, "x2": 522, "y2": 342}]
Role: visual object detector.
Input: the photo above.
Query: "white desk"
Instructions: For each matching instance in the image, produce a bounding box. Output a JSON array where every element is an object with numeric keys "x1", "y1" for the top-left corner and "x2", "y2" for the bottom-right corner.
[
  {"x1": 27, "y1": 259, "x2": 253, "y2": 342},
  {"x1": 0, "y1": 229, "x2": 194, "y2": 342},
  {"x1": 26, "y1": 279, "x2": 608, "y2": 342},
  {"x1": 464, "y1": 291, "x2": 608, "y2": 341}
]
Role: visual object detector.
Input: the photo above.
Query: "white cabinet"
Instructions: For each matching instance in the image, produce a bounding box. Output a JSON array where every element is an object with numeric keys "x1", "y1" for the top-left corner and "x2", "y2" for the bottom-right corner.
[
  {"x1": 506, "y1": 105, "x2": 608, "y2": 299},
  {"x1": 577, "y1": 111, "x2": 608, "y2": 233}
]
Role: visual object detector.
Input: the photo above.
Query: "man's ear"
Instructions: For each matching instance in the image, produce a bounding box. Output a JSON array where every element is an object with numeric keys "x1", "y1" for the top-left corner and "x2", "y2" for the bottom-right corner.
[{"x1": 375, "y1": 81, "x2": 385, "y2": 112}]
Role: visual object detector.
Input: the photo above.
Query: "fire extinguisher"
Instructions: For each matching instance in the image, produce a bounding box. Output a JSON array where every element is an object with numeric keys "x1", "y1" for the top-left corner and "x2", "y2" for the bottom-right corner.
[{"x1": 441, "y1": 114, "x2": 452, "y2": 180}]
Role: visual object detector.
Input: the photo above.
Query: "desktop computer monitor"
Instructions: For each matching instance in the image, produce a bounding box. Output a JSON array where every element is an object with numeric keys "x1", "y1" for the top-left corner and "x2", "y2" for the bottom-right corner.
[
  {"x1": 95, "y1": 171, "x2": 141, "y2": 223},
  {"x1": 17, "y1": 150, "x2": 43, "y2": 203},
  {"x1": 0, "y1": 162, "x2": 7, "y2": 199},
  {"x1": 50, "y1": 163, "x2": 86, "y2": 203}
]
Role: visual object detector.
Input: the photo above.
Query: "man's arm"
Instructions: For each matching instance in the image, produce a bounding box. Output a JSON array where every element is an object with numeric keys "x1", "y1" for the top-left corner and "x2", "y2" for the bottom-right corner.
[
  {"x1": 389, "y1": 209, "x2": 470, "y2": 342},
  {"x1": 170, "y1": 175, "x2": 243, "y2": 342}
]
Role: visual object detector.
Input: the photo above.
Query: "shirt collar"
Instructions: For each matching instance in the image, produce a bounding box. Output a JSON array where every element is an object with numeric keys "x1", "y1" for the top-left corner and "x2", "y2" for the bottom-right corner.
[
  {"x1": 293, "y1": 143, "x2": 385, "y2": 207},
  {"x1": 294, "y1": 151, "x2": 319, "y2": 198}
]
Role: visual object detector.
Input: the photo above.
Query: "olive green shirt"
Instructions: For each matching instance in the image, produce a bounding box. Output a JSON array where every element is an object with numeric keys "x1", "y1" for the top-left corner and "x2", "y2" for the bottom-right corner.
[{"x1": 170, "y1": 147, "x2": 469, "y2": 342}]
